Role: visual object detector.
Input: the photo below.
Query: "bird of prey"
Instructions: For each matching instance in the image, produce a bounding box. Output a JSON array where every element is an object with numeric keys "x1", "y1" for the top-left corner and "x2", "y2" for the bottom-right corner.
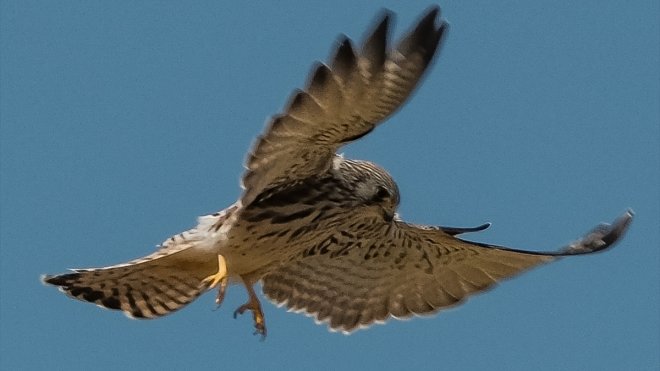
[{"x1": 43, "y1": 6, "x2": 632, "y2": 337}]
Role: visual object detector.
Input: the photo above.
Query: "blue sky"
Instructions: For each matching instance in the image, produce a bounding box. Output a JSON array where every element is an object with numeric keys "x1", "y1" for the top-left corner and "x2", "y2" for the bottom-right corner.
[{"x1": 1, "y1": 1, "x2": 658, "y2": 370}]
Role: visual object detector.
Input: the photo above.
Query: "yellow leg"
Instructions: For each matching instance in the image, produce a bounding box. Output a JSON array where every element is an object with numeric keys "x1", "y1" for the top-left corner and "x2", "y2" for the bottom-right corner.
[
  {"x1": 202, "y1": 254, "x2": 229, "y2": 307},
  {"x1": 233, "y1": 283, "x2": 267, "y2": 338},
  {"x1": 214, "y1": 277, "x2": 228, "y2": 307}
]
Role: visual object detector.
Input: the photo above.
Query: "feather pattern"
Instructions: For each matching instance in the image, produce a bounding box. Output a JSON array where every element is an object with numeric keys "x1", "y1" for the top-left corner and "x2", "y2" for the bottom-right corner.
[
  {"x1": 240, "y1": 7, "x2": 448, "y2": 208},
  {"x1": 262, "y1": 212, "x2": 632, "y2": 333},
  {"x1": 42, "y1": 7, "x2": 632, "y2": 337}
]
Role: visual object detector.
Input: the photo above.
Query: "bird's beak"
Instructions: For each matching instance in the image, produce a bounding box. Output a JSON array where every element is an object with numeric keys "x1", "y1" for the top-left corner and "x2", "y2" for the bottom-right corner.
[{"x1": 382, "y1": 209, "x2": 394, "y2": 223}]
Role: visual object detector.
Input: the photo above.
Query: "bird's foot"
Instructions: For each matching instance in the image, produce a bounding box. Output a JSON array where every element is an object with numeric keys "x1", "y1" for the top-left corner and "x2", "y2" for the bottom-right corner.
[
  {"x1": 202, "y1": 255, "x2": 229, "y2": 307},
  {"x1": 233, "y1": 296, "x2": 267, "y2": 339}
]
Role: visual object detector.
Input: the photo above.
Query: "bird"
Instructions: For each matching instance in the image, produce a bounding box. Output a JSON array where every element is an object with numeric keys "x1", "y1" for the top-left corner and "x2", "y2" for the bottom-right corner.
[{"x1": 42, "y1": 6, "x2": 632, "y2": 337}]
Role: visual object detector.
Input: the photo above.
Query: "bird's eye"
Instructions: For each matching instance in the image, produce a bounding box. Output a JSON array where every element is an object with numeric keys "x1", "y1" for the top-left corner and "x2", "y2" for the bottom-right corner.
[{"x1": 374, "y1": 186, "x2": 390, "y2": 200}]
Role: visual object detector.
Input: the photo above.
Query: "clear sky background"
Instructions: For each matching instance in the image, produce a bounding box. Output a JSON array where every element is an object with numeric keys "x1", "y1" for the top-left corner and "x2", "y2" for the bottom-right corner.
[{"x1": 1, "y1": 1, "x2": 658, "y2": 370}]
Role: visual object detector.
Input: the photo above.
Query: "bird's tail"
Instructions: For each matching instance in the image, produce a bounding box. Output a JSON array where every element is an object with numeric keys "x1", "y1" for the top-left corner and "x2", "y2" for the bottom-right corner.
[
  {"x1": 41, "y1": 212, "x2": 232, "y2": 319},
  {"x1": 42, "y1": 246, "x2": 219, "y2": 319}
]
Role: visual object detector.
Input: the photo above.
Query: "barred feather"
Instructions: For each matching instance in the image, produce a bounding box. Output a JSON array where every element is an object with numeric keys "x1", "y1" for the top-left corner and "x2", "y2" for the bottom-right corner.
[{"x1": 41, "y1": 211, "x2": 232, "y2": 318}]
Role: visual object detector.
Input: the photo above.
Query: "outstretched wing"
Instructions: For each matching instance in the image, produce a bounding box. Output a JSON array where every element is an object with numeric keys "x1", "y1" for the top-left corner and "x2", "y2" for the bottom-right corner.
[
  {"x1": 240, "y1": 7, "x2": 447, "y2": 207},
  {"x1": 262, "y1": 211, "x2": 632, "y2": 333}
]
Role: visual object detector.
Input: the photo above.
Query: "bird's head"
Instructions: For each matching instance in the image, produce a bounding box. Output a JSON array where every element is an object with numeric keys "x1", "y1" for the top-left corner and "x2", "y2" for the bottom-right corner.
[{"x1": 333, "y1": 157, "x2": 400, "y2": 222}]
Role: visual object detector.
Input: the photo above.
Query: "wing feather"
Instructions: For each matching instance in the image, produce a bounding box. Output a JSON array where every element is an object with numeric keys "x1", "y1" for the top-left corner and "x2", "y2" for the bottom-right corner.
[
  {"x1": 262, "y1": 211, "x2": 632, "y2": 333},
  {"x1": 240, "y1": 7, "x2": 448, "y2": 207}
]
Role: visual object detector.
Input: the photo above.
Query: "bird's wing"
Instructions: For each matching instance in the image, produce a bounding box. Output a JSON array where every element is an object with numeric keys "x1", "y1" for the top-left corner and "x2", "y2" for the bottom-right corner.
[
  {"x1": 239, "y1": 7, "x2": 447, "y2": 208},
  {"x1": 262, "y1": 211, "x2": 632, "y2": 333}
]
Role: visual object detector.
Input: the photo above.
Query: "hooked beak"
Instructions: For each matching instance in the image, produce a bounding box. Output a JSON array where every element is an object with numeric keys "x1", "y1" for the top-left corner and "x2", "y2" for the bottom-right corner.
[{"x1": 382, "y1": 209, "x2": 394, "y2": 223}]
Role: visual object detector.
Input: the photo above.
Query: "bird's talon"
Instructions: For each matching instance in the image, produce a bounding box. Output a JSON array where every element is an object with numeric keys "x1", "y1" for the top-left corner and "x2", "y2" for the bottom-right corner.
[
  {"x1": 213, "y1": 278, "x2": 228, "y2": 308},
  {"x1": 201, "y1": 254, "x2": 228, "y2": 289},
  {"x1": 233, "y1": 304, "x2": 249, "y2": 318},
  {"x1": 252, "y1": 320, "x2": 267, "y2": 339},
  {"x1": 233, "y1": 298, "x2": 267, "y2": 338},
  {"x1": 254, "y1": 329, "x2": 266, "y2": 340}
]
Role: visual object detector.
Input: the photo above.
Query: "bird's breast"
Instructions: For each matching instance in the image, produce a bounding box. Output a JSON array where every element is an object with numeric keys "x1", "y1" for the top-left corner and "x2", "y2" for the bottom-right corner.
[{"x1": 219, "y1": 202, "x2": 351, "y2": 276}]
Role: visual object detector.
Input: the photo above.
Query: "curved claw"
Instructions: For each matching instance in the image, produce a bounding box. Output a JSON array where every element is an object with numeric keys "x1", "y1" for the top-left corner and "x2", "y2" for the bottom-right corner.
[
  {"x1": 233, "y1": 303, "x2": 267, "y2": 339},
  {"x1": 214, "y1": 278, "x2": 229, "y2": 309},
  {"x1": 255, "y1": 325, "x2": 267, "y2": 340},
  {"x1": 233, "y1": 282, "x2": 268, "y2": 339},
  {"x1": 233, "y1": 304, "x2": 248, "y2": 319}
]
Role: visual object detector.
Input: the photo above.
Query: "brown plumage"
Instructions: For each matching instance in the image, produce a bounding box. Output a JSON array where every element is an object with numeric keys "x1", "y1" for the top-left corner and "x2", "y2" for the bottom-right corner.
[{"x1": 42, "y1": 6, "x2": 632, "y2": 337}]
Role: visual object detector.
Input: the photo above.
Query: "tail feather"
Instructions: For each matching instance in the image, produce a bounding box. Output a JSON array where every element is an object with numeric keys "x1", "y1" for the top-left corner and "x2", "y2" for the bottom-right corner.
[
  {"x1": 42, "y1": 210, "x2": 232, "y2": 318},
  {"x1": 43, "y1": 267, "x2": 200, "y2": 319},
  {"x1": 42, "y1": 247, "x2": 218, "y2": 319}
]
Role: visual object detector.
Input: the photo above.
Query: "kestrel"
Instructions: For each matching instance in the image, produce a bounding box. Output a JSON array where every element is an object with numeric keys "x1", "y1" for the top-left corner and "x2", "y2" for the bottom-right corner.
[{"x1": 43, "y1": 6, "x2": 632, "y2": 337}]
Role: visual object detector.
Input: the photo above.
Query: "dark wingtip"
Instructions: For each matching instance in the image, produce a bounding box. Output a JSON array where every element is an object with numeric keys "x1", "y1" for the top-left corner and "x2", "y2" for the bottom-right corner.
[
  {"x1": 440, "y1": 222, "x2": 492, "y2": 236},
  {"x1": 330, "y1": 35, "x2": 357, "y2": 76},
  {"x1": 419, "y1": 5, "x2": 441, "y2": 26},
  {"x1": 41, "y1": 274, "x2": 54, "y2": 285},
  {"x1": 41, "y1": 273, "x2": 61, "y2": 286},
  {"x1": 558, "y1": 209, "x2": 634, "y2": 256},
  {"x1": 601, "y1": 209, "x2": 634, "y2": 246},
  {"x1": 373, "y1": 8, "x2": 395, "y2": 28},
  {"x1": 396, "y1": 5, "x2": 447, "y2": 67},
  {"x1": 41, "y1": 271, "x2": 81, "y2": 287},
  {"x1": 362, "y1": 10, "x2": 391, "y2": 66},
  {"x1": 307, "y1": 62, "x2": 332, "y2": 91}
]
